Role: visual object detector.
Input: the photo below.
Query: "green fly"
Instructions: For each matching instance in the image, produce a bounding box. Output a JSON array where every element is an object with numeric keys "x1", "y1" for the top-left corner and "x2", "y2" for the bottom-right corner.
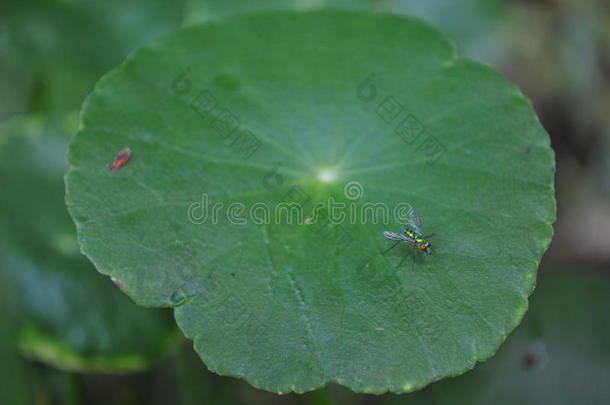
[{"x1": 382, "y1": 209, "x2": 432, "y2": 268}]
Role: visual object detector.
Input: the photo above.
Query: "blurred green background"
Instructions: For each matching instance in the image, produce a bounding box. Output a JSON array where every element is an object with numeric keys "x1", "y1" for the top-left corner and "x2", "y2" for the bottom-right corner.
[{"x1": 0, "y1": 0, "x2": 608, "y2": 404}]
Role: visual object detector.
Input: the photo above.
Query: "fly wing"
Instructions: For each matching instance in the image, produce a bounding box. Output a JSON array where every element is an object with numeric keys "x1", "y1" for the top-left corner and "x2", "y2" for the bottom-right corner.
[
  {"x1": 383, "y1": 231, "x2": 408, "y2": 241},
  {"x1": 407, "y1": 208, "x2": 424, "y2": 234}
]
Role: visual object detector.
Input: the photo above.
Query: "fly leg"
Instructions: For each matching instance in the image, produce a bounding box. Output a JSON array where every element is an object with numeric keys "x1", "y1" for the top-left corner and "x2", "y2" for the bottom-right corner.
[
  {"x1": 411, "y1": 244, "x2": 417, "y2": 271},
  {"x1": 381, "y1": 240, "x2": 401, "y2": 255},
  {"x1": 398, "y1": 244, "x2": 416, "y2": 269},
  {"x1": 397, "y1": 254, "x2": 409, "y2": 268}
]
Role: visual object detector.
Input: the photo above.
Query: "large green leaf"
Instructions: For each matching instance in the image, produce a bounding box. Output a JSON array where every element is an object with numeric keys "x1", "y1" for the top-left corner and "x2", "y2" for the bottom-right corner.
[
  {"x1": 0, "y1": 116, "x2": 180, "y2": 372},
  {"x1": 66, "y1": 10, "x2": 555, "y2": 393}
]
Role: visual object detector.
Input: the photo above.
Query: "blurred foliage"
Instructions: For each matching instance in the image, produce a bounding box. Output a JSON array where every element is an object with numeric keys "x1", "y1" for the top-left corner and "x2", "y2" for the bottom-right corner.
[
  {"x1": 0, "y1": 0, "x2": 185, "y2": 123},
  {"x1": 0, "y1": 312, "x2": 34, "y2": 405}
]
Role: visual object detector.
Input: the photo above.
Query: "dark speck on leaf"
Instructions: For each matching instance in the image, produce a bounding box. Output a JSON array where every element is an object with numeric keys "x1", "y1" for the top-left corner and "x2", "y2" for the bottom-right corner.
[{"x1": 213, "y1": 74, "x2": 241, "y2": 92}]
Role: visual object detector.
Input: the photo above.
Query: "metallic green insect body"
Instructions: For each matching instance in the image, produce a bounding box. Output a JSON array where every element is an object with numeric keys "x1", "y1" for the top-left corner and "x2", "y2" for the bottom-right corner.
[{"x1": 382, "y1": 209, "x2": 432, "y2": 267}]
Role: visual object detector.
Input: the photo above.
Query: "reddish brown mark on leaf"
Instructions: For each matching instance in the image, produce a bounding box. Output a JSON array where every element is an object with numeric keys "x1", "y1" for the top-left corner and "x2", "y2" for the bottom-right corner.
[{"x1": 109, "y1": 148, "x2": 132, "y2": 171}]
